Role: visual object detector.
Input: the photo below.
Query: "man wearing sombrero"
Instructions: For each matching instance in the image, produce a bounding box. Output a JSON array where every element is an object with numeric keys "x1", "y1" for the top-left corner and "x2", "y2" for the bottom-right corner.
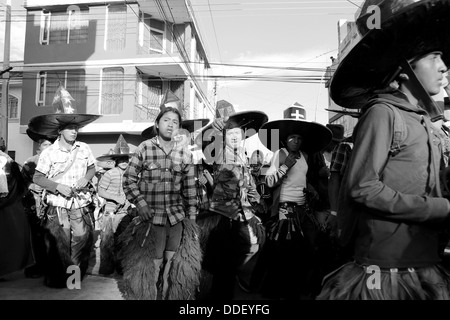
[
  {"x1": 257, "y1": 112, "x2": 332, "y2": 300},
  {"x1": 318, "y1": 0, "x2": 450, "y2": 300},
  {"x1": 195, "y1": 103, "x2": 268, "y2": 299},
  {"x1": 95, "y1": 134, "x2": 133, "y2": 275},
  {"x1": 29, "y1": 84, "x2": 101, "y2": 287},
  {"x1": 120, "y1": 89, "x2": 201, "y2": 300}
]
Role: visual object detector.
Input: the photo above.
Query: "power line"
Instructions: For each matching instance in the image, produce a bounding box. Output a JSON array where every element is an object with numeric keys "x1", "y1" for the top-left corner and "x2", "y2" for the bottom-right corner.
[
  {"x1": 206, "y1": 0, "x2": 230, "y2": 103},
  {"x1": 346, "y1": 0, "x2": 362, "y2": 8}
]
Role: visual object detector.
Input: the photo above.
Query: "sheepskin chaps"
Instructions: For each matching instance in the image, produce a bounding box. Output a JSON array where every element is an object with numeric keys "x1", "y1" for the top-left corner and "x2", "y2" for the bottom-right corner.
[
  {"x1": 317, "y1": 262, "x2": 450, "y2": 300},
  {"x1": 118, "y1": 218, "x2": 203, "y2": 300},
  {"x1": 114, "y1": 214, "x2": 134, "y2": 275},
  {"x1": 41, "y1": 207, "x2": 94, "y2": 287},
  {"x1": 166, "y1": 218, "x2": 202, "y2": 300},
  {"x1": 99, "y1": 214, "x2": 115, "y2": 275},
  {"x1": 42, "y1": 214, "x2": 73, "y2": 288},
  {"x1": 197, "y1": 213, "x2": 222, "y2": 254},
  {"x1": 75, "y1": 218, "x2": 94, "y2": 280},
  {"x1": 118, "y1": 218, "x2": 159, "y2": 300},
  {"x1": 196, "y1": 212, "x2": 221, "y2": 299}
]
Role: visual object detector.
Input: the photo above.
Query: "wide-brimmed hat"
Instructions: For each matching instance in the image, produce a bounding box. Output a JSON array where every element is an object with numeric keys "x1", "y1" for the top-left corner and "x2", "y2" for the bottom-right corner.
[
  {"x1": 330, "y1": 0, "x2": 450, "y2": 109},
  {"x1": 259, "y1": 119, "x2": 332, "y2": 154},
  {"x1": 325, "y1": 108, "x2": 361, "y2": 118},
  {"x1": 326, "y1": 124, "x2": 346, "y2": 142},
  {"x1": 141, "y1": 118, "x2": 210, "y2": 140},
  {"x1": 28, "y1": 84, "x2": 101, "y2": 136},
  {"x1": 196, "y1": 110, "x2": 269, "y2": 151},
  {"x1": 96, "y1": 134, "x2": 133, "y2": 162},
  {"x1": 26, "y1": 128, "x2": 57, "y2": 144}
]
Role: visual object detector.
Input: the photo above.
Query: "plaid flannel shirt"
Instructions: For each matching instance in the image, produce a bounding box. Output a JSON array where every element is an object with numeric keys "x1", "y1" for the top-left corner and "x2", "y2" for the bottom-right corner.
[
  {"x1": 36, "y1": 139, "x2": 96, "y2": 209},
  {"x1": 330, "y1": 142, "x2": 352, "y2": 176},
  {"x1": 123, "y1": 137, "x2": 197, "y2": 226}
]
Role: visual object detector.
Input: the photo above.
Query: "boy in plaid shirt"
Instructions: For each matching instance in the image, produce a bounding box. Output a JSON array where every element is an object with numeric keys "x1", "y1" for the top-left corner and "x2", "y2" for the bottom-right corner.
[{"x1": 121, "y1": 93, "x2": 200, "y2": 300}]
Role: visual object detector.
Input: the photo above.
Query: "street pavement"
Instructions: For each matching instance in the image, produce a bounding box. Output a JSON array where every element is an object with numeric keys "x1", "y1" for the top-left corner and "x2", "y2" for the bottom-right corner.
[
  {"x1": 0, "y1": 231, "x2": 266, "y2": 300},
  {"x1": 0, "y1": 269, "x2": 264, "y2": 300},
  {"x1": 0, "y1": 270, "x2": 124, "y2": 300}
]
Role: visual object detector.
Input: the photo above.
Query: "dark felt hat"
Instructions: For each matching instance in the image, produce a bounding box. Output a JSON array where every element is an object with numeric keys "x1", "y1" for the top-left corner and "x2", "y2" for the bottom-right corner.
[
  {"x1": 326, "y1": 124, "x2": 346, "y2": 142},
  {"x1": 196, "y1": 110, "x2": 269, "y2": 151},
  {"x1": 330, "y1": 0, "x2": 450, "y2": 109},
  {"x1": 26, "y1": 128, "x2": 57, "y2": 144},
  {"x1": 258, "y1": 119, "x2": 332, "y2": 154},
  {"x1": 28, "y1": 84, "x2": 101, "y2": 136}
]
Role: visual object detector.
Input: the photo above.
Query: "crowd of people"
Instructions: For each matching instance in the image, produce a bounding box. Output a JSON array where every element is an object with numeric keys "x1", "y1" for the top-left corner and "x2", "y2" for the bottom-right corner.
[{"x1": 3, "y1": 0, "x2": 450, "y2": 301}]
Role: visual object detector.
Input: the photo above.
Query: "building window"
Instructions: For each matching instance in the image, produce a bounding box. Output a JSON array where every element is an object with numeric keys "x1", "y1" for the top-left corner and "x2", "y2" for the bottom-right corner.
[
  {"x1": 138, "y1": 11, "x2": 165, "y2": 54},
  {"x1": 135, "y1": 72, "x2": 162, "y2": 122},
  {"x1": 0, "y1": 94, "x2": 19, "y2": 119},
  {"x1": 40, "y1": 8, "x2": 88, "y2": 45},
  {"x1": 105, "y1": 4, "x2": 127, "y2": 51},
  {"x1": 8, "y1": 95, "x2": 18, "y2": 119},
  {"x1": 36, "y1": 70, "x2": 85, "y2": 108},
  {"x1": 101, "y1": 67, "x2": 124, "y2": 115}
]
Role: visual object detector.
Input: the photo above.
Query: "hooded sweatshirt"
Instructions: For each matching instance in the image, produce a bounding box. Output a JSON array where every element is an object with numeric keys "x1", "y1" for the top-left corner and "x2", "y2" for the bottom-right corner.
[{"x1": 342, "y1": 91, "x2": 450, "y2": 268}]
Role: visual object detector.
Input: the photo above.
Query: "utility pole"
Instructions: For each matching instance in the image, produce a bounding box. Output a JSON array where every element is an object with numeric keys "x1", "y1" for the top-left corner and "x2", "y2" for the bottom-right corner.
[{"x1": 1, "y1": 0, "x2": 11, "y2": 151}]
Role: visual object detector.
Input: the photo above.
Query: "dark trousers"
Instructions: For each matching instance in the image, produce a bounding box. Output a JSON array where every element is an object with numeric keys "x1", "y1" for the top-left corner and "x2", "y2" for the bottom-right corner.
[{"x1": 262, "y1": 203, "x2": 333, "y2": 299}]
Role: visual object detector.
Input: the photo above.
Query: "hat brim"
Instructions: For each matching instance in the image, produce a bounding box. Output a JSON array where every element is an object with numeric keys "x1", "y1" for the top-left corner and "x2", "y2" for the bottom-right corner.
[
  {"x1": 195, "y1": 111, "x2": 268, "y2": 151},
  {"x1": 26, "y1": 128, "x2": 57, "y2": 143},
  {"x1": 330, "y1": 0, "x2": 450, "y2": 108},
  {"x1": 325, "y1": 108, "x2": 361, "y2": 118},
  {"x1": 96, "y1": 153, "x2": 132, "y2": 162},
  {"x1": 28, "y1": 114, "x2": 101, "y2": 136},
  {"x1": 141, "y1": 118, "x2": 211, "y2": 140},
  {"x1": 258, "y1": 119, "x2": 332, "y2": 154}
]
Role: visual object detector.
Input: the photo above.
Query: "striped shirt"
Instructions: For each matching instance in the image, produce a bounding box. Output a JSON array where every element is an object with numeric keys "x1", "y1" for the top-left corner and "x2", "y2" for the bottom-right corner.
[
  {"x1": 36, "y1": 139, "x2": 96, "y2": 209},
  {"x1": 123, "y1": 137, "x2": 197, "y2": 226},
  {"x1": 98, "y1": 166, "x2": 125, "y2": 212}
]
